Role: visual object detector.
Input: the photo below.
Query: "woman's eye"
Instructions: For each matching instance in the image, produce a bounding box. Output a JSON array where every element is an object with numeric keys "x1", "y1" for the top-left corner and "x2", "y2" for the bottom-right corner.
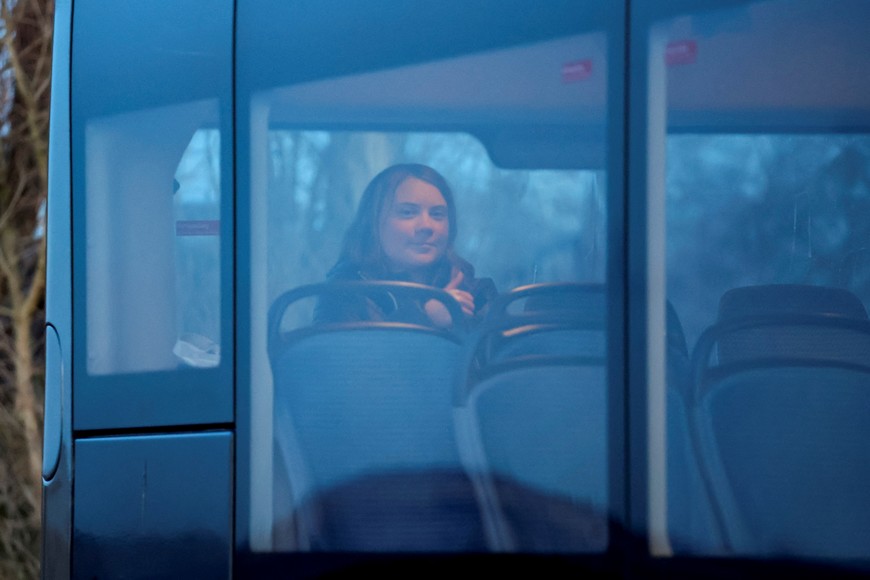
[
  {"x1": 430, "y1": 209, "x2": 447, "y2": 221},
  {"x1": 397, "y1": 207, "x2": 417, "y2": 218}
]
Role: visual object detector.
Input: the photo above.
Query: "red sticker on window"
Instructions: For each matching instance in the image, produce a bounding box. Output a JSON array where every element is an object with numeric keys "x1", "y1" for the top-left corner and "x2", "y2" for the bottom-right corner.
[
  {"x1": 666, "y1": 40, "x2": 697, "y2": 66},
  {"x1": 176, "y1": 220, "x2": 220, "y2": 236},
  {"x1": 562, "y1": 59, "x2": 593, "y2": 83}
]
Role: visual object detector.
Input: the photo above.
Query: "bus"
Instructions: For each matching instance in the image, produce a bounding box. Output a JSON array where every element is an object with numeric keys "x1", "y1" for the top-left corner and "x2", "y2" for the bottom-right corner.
[{"x1": 42, "y1": 0, "x2": 870, "y2": 577}]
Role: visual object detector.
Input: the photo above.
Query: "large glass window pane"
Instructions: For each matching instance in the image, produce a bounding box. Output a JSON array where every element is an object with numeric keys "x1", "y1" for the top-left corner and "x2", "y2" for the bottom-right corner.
[
  {"x1": 241, "y1": 2, "x2": 616, "y2": 554},
  {"x1": 648, "y1": 0, "x2": 870, "y2": 561},
  {"x1": 84, "y1": 117, "x2": 222, "y2": 375}
]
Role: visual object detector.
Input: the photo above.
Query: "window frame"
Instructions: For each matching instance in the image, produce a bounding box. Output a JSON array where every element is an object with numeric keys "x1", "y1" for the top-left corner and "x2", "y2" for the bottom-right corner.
[{"x1": 70, "y1": 0, "x2": 235, "y2": 431}]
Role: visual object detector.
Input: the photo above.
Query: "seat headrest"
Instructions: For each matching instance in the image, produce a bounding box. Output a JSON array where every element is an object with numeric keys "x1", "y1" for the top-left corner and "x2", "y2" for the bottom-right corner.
[{"x1": 718, "y1": 284, "x2": 868, "y2": 322}]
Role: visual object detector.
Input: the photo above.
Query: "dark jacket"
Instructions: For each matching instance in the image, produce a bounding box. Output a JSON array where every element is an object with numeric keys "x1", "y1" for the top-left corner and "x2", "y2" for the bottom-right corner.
[{"x1": 314, "y1": 258, "x2": 498, "y2": 327}]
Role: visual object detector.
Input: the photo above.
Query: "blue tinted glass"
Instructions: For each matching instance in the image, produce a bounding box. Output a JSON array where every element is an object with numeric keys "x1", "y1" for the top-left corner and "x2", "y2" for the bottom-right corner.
[
  {"x1": 72, "y1": 0, "x2": 233, "y2": 429},
  {"x1": 241, "y1": 2, "x2": 614, "y2": 553},
  {"x1": 655, "y1": 0, "x2": 870, "y2": 560}
]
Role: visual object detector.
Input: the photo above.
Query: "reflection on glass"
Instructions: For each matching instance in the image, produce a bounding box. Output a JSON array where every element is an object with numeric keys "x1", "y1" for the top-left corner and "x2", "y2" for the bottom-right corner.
[
  {"x1": 248, "y1": 26, "x2": 610, "y2": 553},
  {"x1": 173, "y1": 130, "x2": 222, "y2": 368},
  {"x1": 259, "y1": 131, "x2": 608, "y2": 552},
  {"x1": 658, "y1": 0, "x2": 870, "y2": 559},
  {"x1": 665, "y1": 134, "x2": 870, "y2": 559},
  {"x1": 264, "y1": 131, "x2": 604, "y2": 301},
  {"x1": 85, "y1": 102, "x2": 222, "y2": 375}
]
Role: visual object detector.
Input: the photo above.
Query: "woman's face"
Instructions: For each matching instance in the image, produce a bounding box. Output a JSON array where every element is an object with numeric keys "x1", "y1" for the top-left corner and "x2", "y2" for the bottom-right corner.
[{"x1": 379, "y1": 176, "x2": 450, "y2": 277}]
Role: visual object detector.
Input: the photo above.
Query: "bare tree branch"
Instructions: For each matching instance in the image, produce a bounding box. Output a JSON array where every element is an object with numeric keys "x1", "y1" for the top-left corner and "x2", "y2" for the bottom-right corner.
[{"x1": 0, "y1": 0, "x2": 53, "y2": 576}]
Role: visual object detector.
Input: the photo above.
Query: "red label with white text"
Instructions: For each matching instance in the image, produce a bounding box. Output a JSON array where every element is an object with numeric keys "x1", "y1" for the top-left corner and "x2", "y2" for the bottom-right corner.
[
  {"x1": 562, "y1": 59, "x2": 593, "y2": 83},
  {"x1": 666, "y1": 40, "x2": 697, "y2": 66}
]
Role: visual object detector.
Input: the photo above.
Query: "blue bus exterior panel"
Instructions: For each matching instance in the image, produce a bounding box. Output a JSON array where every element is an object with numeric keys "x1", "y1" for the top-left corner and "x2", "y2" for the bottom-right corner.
[
  {"x1": 72, "y1": 432, "x2": 233, "y2": 579},
  {"x1": 43, "y1": 0, "x2": 73, "y2": 576}
]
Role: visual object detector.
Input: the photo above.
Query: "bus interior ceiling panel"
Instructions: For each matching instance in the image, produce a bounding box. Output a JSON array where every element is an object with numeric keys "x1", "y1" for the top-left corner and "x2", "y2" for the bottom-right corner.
[
  {"x1": 662, "y1": 0, "x2": 870, "y2": 133},
  {"x1": 240, "y1": 0, "x2": 609, "y2": 90},
  {"x1": 262, "y1": 30, "x2": 609, "y2": 170}
]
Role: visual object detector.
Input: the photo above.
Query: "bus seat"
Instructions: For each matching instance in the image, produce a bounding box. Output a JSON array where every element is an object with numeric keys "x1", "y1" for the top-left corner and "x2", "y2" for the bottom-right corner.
[
  {"x1": 268, "y1": 281, "x2": 484, "y2": 551},
  {"x1": 453, "y1": 283, "x2": 609, "y2": 552},
  {"x1": 489, "y1": 282, "x2": 605, "y2": 361},
  {"x1": 718, "y1": 283, "x2": 868, "y2": 321},
  {"x1": 689, "y1": 284, "x2": 870, "y2": 558},
  {"x1": 715, "y1": 284, "x2": 869, "y2": 365},
  {"x1": 666, "y1": 300, "x2": 724, "y2": 554}
]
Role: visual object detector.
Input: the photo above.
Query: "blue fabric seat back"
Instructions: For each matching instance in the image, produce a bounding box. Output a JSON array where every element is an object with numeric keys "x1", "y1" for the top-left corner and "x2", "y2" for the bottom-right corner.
[
  {"x1": 273, "y1": 328, "x2": 464, "y2": 499},
  {"x1": 454, "y1": 283, "x2": 609, "y2": 552},
  {"x1": 690, "y1": 284, "x2": 870, "y2": 558},
  {"x1": 696, "y1": 365, "x2": 870, "y2": 558},
  {"x1": 268, "y1": 282, "x2": 473, "y2": 550}
]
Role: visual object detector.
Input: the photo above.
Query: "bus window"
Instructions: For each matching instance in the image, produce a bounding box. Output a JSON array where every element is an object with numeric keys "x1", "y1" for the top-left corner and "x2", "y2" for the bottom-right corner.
[
  {"x1": 238, "y1": 0, "x2": 617, "y2": 554},
  {"x1": 71, "y1": 0, "x2": 233, "y2": 430},
  {"x1": 173, "y1": 129, "x2": 222, "y2": 368},
  {"x1": 83, "y1": 107, "x2": 222, "y2": 375},
  {"x1": 645, "y1": 0, "x2": 870, "y2": 561},
  {"x1": 56, "y1": 2, "x2": 236, "y2": 577}
]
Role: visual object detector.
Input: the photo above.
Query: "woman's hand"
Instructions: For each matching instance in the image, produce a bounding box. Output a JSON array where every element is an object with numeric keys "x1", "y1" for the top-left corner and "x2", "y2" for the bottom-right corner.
[
  {"x1": 424, "y1": 270, "x2": 474, "y2": 328},
  {"x1": 443, "y1": 270, "x2": 475, "y2": 316}
]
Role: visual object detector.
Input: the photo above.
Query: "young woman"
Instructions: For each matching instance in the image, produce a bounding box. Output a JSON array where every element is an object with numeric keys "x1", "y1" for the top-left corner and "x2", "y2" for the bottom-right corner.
[{"x1": 315, "y1": 163, "x2": 497, "y2": 327}]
